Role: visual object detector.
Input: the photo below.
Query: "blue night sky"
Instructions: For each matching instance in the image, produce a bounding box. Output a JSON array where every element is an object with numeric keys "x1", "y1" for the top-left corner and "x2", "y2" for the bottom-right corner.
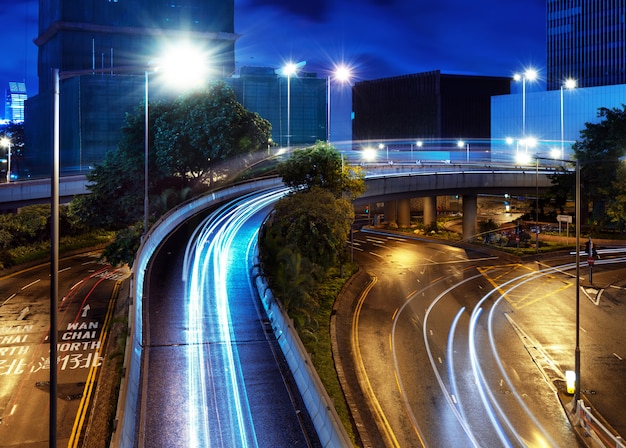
[{"x1": 0, "y1": 0, "x2": 546, "y2": 97}]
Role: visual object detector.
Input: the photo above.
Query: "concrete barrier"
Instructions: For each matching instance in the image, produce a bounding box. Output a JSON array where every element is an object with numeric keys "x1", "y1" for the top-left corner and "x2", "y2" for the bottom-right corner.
[
  {"x1": 252, "y1": 251, "x2": 353, "y2": 447},
  {"x1": 111, "y1": 177, "x2": 283, "y2": 447}
]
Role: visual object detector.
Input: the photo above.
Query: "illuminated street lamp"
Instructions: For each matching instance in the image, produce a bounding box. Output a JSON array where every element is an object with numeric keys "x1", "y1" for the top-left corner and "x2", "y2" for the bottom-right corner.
[
  {"x1": 50, "y1": 45, "x2": 208, "y2": 444},
  {"x1": 282, "y1": 61, "x2": 306, "y2": 148},
  {"x1": 514, "y1": 68, "x2": 538, "y2": 139},
  {"x1": 560, "y1": 78, "x2": 577, "y2": 159},
  {"x1": 457, "y1": 140, "x2": 469, "y2": 162},
  {"x1": 0, "y1": 137, "x2": 10, "y2": 182},
  {"x1": 412, "y1": 140, "x2": 423, "y2": 161},
  {"x1": 534, "y1": 154, "x2": 581, "y2": 403},
  {"x1": 327, "y1": 64, "x2": 351, "y2": 143}
]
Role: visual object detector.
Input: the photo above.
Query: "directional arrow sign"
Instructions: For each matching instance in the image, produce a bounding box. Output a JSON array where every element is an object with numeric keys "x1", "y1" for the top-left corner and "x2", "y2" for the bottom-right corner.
[{"x1": 81, "y1": 304, "x2": 91, "y2": 318}]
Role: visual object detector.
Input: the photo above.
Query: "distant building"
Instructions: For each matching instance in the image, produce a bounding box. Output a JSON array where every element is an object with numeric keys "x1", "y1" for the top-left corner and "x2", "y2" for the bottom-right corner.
[
  {"x1": 547, "y1": 1, "x2": 626, "y2": 90},
  {"x1": 493, "y1": 0, "x2": 626, "y2": 159},
  {"x1": 226, "y1": 66, "x2": 327, "y2": 147},
  {"x1": 352, "y1": 70, "x2": 510, "y2": 146},
  {"x1": 5, "y1": 82, "x2": 27, "y2": 122},
  {"x1": 25, "y1": 0, "x2": 237, "y2": 176}
]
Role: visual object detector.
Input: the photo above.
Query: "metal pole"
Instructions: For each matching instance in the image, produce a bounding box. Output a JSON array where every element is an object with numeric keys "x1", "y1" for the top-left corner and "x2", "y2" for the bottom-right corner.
[
  {"x1": 536, "y1": 158, "x2": 539, "y2": 253},
  {"x1": 50, "y1": 67, "x2": 60, "y2": 448},
  {"x1": 560, "y1": 86, "x2": 565, "y2": 160},
  {"x1": 144, "y1": 71, "x2": 149, "y2": 235},
  {"x1": 574, "y1": 159, "x2": 581, "y2": 404},
  {"x1": 522, "y1": 77, "x2": 526, "y2": 138},
  {"x1": 327, "y1": 75, "x2": 331, "y2": 142},
  {"x1": 6, "y1": 141, "x2": 11, "y2": 183},
  {"x1": 287, "y1": 74, "x2": 291, "y2": 148}
]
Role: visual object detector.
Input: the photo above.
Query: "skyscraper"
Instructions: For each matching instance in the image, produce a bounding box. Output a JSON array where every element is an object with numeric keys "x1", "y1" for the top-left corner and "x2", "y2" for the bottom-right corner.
[
  {"x1": 25, "y1": 0, "x2": 237, "y2": 175},
  {"x1": 547, "y1": 0, "x2": 626, "y2": 90}
]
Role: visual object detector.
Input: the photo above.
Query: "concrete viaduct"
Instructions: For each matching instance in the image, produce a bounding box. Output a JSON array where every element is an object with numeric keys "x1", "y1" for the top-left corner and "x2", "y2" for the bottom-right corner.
[
  {"x1": 355, "y1": 164, "x2": 557, "y2": 240},
  {"x1": 0, "y1": 165, "x2": 558, "y2": 240}
]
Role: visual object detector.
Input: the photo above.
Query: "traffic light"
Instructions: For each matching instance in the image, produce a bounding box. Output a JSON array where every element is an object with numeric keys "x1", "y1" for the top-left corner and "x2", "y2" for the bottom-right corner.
[{"x1": 365, "y1": 205, "x2": 369, "y2": 214}]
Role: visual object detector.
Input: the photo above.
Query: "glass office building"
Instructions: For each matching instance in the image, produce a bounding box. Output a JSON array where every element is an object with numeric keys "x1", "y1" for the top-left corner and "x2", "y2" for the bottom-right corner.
[
  {"x1": 547, "y1": 0, "x2": 626, "y2": 90},
  {"x1": 491, "y1": 83, "x2": 626, "y2": 160},
  {"x1": 4, "y1": 82, "x2": 27, "y2": 122},
  {"x1": 25, "y1": 0, "x2": 237, "y2": 176},
  {"x1": 226, "y1": 66, "x2": 327, "y2": 147}
]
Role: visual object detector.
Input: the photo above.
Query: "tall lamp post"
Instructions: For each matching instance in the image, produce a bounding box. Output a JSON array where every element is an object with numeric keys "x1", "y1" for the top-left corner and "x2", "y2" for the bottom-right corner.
[
  {"x1": 514, "y1": 68, "x2": 538, "y2": 139},
  {"x1": 50, "y1": 48, "x2": 207, "y2": 446},
  {"x1": 326, "y1": 64, "x2": 351, "y2": 143},
  {"x1": 0, "y1": 137, "x2": 10, "y2": 182},
  {"x1": 535, "y1": 155, "x2": 581, "y2": 403},
  {"x1": 457, "y1": 140, "x2": 469, "y2": 162},
  {"x1": 283, "y1": 61, "x2": 306, "y2": 148},
  {"x1": 560, "y1": 78, "x2": 577, "y2": 159}
]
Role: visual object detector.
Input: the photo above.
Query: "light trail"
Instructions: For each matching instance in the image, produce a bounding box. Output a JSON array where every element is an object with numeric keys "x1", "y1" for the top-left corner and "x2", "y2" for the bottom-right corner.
[{"x1": 183, "y1": 188, "x2": 286, "y2": 447}]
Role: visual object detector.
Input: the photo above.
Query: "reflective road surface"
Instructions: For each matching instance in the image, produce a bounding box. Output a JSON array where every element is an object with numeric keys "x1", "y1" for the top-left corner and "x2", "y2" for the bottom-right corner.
[{"x1": 137, "y1": 188, "x2": 321, "y2": 448}]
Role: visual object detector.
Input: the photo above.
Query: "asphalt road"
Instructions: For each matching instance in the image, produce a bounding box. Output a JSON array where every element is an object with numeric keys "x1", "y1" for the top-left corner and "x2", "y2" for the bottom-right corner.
[
  {"x1": 333, "y1": 228, "x2": 626, "y2": 447},
  {"x1": 136, "y1": 193, "x2": 321, "y2": 447},
  {"x1": 0, "y1": 252, "x2": 127, "y2": 447}
]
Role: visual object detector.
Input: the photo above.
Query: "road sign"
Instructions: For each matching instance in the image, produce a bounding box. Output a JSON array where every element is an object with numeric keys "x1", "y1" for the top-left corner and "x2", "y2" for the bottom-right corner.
[
  {"x1": 557, "y1": 215, "x2": 572, "y2": 223},
  {"x1": 588, "y1": 256, "x2": 595, "y2": 266}
]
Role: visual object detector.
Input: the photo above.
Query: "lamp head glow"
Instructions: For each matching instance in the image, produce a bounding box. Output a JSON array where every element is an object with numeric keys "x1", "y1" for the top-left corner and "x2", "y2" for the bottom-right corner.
[
  {"x1": 416, "y1": 140, "x2": 423, "y2": 147},
  {"x1": 0, "y1": 137, "x2": 9, "y2": 148},
  {"x1": 457, "y1": 140, "x2": 465, "y2": 148},
  {"x1": 362, "y1": 146, "x2": 377, "y2": 161},
  {"x1": 564, "y1": 78, "x2": 577, "y2": 89},
  {"x1": 157, "y1": 43, "x2": 210, "y2": 89},
  {"x1": 524, "y1": 69, "x2": 538, "y2": 81},
  {"x1": 333, "y1": 64, "x2": 352, "y2": 83}
]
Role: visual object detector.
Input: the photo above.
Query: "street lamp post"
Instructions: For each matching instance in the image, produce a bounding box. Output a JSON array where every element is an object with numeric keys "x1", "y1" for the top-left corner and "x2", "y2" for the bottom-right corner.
[
  {"x1": 283, "y1": 61, "x2": 306, "y2": 148},
  {"x1": 0, "y1": 137, "x2": 10, "y2": 182},
  {"x1": 535, "y1": 155, "x2": 581, "y2": 403},
  {"x1": 457, "y1": 140, "x2": 469, "y2": 162},
  {"x1": 560, "y1": 78, "x2": 577, "y2": 159},
  {"x1": 514, "y1": 69, "x2": 538, "y2": 139},
  {"x1": 327, "y1": 65, "x2": 351, "y2": 143}
]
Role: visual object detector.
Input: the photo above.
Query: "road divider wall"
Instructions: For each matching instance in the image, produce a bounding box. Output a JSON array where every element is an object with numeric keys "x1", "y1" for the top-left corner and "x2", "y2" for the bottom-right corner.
[{"x1": 252, "y1": 248, "x2": 353, "y2": 447}]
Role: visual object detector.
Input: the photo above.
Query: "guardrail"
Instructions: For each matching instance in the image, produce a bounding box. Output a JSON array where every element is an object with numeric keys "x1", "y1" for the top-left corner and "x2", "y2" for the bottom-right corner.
[
  {"x1": 111, "y1": 176, "x2": 350, "y2": 447},
  {"x1": 111, "y1": 177, "x2": 282, "y2": 447},
  {"x1": 574, "y1": 399, "x2": 625, "y2": 448}
]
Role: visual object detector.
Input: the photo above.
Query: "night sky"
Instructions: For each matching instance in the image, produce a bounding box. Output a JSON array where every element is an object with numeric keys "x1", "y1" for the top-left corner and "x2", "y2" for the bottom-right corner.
[{"x1": 0, "y1": 0, "x2": 546, "y2": 128}]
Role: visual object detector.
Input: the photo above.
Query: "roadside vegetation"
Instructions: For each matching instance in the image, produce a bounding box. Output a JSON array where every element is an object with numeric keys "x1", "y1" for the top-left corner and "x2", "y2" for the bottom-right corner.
[{"x1": 258, "y1": 141, "x2": 366, "y2": 441}]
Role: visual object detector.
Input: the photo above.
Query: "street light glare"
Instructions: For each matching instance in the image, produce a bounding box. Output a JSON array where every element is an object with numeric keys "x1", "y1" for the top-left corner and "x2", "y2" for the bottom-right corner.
[
  {"x1": 158, "y1": 43, "x2": 210, "y2": 88},
  {"x1": 524, "y1": 68, "x2": 538, "y2": 81},
  {"x1": 564, "y1": 78, "x2": 577, "y2": 89},
  {"x1": 333, "y1": 65, "x2": 352, "y2": 83}
]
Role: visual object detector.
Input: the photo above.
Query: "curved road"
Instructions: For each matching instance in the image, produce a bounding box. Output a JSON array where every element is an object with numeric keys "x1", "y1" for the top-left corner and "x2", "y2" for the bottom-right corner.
[
  {"x1": 338, "y1": 229, "x2": 591, "y2": 447},
  {"x1": 137, "y1": 189, "x2": 321, "y2": 447}
]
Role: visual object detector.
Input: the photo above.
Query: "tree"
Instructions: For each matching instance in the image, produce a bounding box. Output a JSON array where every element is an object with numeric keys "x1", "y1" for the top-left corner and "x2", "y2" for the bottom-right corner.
[
  {"x1": 71, "y1": 81, "x2": 272, "y2": 230},
  {"x1": 269, "y1": 187, "x2": 354, "y2": 269},
  {"x1": 571, "y1": 105, "x2": 626, "y2": 226},
  {"x1": 277, "y1": 141, "x2": 366, "y2": 199},
  {"x1": 154, "y1": 81, "x2": 271, "y2": 184}
]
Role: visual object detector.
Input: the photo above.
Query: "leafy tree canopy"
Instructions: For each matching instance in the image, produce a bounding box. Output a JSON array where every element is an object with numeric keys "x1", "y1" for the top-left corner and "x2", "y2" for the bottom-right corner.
[
  {"x1": 550, "y1": 105, "x2": 626, "y2": 227},
  {"x1": 71, "y1": 80, "x2": 272, "y2": 233},
  {"x1": 268, "y1": 187, "x2": 354, "y2": 269},
  {"x1": 277, "y1": 141, "x2": 366, "y2": 200}
]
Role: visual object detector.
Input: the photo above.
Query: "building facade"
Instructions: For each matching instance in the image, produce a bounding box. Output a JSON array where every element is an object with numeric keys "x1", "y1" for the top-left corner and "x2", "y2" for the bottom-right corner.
[
  {"x1": 25, "y1": 0, "x2": 238, "y2": 176},
  {"x1": 226, "y1": 66, "x2": 327, "y2": 147},
  {"x1": 547, "y1": 0, "x2": 626, "y2": 90},
  {"x1": 352, "y1": 70, "x2": 510, "y2": 155},
  {"x1": 4, "y1": 82, "x2": 27, "y2": 122}
]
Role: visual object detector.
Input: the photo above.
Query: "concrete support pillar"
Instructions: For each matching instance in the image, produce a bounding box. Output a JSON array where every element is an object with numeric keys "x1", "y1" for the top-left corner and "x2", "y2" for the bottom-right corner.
[
  {"x1": 462, "y1": 194, "x2": 477, "y2": 241},
  {"x1": 423, "y1": 196, "x2": 437, "y2": 228},
  {"x1": 397, "y1": 198, "x2": 411, "y2": 228},
  {"x1": 384, "y1": 201, "x2": 397, "y2": 227}
]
